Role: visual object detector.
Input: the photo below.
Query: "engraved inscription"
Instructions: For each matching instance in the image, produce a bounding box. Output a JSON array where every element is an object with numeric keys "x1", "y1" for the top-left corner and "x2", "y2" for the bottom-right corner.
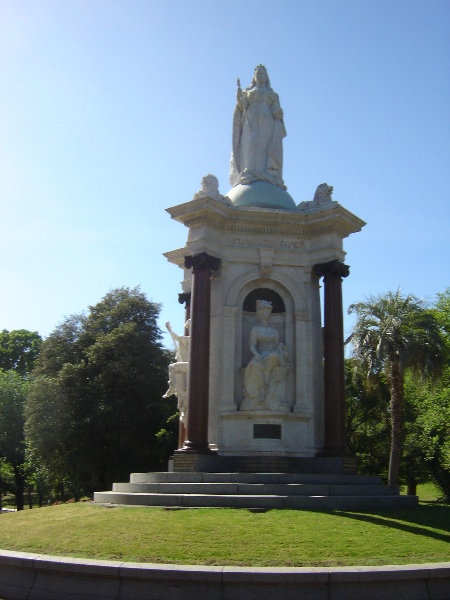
[
  {"x1": 231, "y1": 237, "x2": 276, "y2": 248},
  {"x1": 173, "y1": 455, "x2": 199, "y2": 472},
  {"x1": 241, "y1": 456, "x2": 290, "y2": 473},
  {"x1": 280, "y1": 240, "x2": 304, "y2": 249},
  {"x1": 230, "y1": 237, "x2": 304, "y2": 249}
]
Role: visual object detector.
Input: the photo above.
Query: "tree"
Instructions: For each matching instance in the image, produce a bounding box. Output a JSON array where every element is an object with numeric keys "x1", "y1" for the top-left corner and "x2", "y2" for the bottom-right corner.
[
  {"x1": 0, "y1": 458, "x2": 15, "y2": 510},
  {"x1": 348, "y1": 290, "x2": 445, "y2": 486},
  {"x1": 27, "y1": 287, "x2": 175, "y2": 494},
  {"x1": 0, "y1": 330, "x2": 42, "y2": 377},
  {"x1": 0, "y1": 371, "x2": 30, "y2": 509},
  {"x1": 345, "y1": 360, "x2": 391, "y2": 479},
  {"x1": 0, "y1": 330, "x2": 41, "y2": 509},
  {"x1": 402, "y1": 371, "x2": 450, "y2": 500},
  {"x1": 25, "y1": 376, "x2": 74, "y2": 500},
  {"x1": 401, "y1": 289, "x2": 450, "y2": 500}
]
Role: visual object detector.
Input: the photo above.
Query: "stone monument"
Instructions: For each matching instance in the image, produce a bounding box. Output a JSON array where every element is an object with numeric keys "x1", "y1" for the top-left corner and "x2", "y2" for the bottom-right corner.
[
  {"x1": 95, "y1": 66, "x2": 417, "y2": 508},
  {"x1": 163, "y1": 65, "x2": 366, "y2": 473}
]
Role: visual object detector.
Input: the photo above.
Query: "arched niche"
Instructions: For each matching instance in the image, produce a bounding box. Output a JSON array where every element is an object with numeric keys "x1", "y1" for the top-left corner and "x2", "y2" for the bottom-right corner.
[
  {"x1": 243, "y1": 288, "x2": 286, "y2": 313},
  {"x1": 234, "y1": 282, "x2": 295, "y2": 410}
]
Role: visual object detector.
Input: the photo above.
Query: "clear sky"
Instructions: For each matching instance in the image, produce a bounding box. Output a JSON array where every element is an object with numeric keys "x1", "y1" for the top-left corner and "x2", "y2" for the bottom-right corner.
[{"x1": 1, "y1": 0, "x2": 449, "y2": 348}]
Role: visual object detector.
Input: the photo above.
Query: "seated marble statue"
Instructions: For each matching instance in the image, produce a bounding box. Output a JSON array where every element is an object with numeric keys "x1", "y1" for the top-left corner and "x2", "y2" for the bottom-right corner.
[
  {"x1": 163, "y1": 320, "x2": 190, "y2": 422},
  {"x1": 240, "y1": 300, "x2": 290, "y2": 412},
  {"x1": 230, "y1": 65, "x2": 286, "y2": 189}
]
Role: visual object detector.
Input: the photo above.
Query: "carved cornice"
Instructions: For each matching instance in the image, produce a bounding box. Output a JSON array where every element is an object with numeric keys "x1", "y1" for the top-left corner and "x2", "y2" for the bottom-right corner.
[
  {"x1": 313, "y1": 259, "x2": 350, "y2": 279},
  {"x1": 166, "y1": 197, "x2": 365, "y2": 241}
]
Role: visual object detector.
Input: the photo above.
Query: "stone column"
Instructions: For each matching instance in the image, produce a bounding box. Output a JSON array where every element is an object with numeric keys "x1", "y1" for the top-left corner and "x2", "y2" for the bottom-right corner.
[
  {"x1": 176, "y1": 292, "x2": 191, "y2": 448},
  {"x1": 313, "y1": 259, "x2": 349, "y2": 456},
  {"x1": 180, "y1": 252, "x2": 221, "y2": 453}
]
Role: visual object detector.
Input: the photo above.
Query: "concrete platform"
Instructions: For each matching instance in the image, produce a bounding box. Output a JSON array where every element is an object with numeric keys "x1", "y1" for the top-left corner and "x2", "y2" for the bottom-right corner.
[{"x1": 94, "y1": 472, "x2": 418, "y2": 510}]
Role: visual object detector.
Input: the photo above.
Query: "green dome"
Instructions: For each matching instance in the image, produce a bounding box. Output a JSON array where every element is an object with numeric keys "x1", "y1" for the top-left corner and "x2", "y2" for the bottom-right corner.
[{"x1": 226, "y1": 181, "x2": 296, "y2": 210}]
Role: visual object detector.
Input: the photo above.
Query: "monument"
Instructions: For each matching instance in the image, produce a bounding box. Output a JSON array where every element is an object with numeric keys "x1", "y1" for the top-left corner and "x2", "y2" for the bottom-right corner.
[
  {"x1": 163, "y1": 65, "x2": 365, "y2": 473},
  {"x1": 95, "y1": 66, "x2": 418, "y2": 508}
]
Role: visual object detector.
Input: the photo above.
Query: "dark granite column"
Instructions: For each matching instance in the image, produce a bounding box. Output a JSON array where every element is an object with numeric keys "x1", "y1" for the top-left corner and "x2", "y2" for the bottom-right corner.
[
  {"x1": 180, "y1": 252, "x2": 220, "y2": 453},
  {"x1": 177, "y1": 292, "x2": 191, "y2": 448},
  {"x1": 314, "y1": 259, "x2": 349, "y2": 456}
]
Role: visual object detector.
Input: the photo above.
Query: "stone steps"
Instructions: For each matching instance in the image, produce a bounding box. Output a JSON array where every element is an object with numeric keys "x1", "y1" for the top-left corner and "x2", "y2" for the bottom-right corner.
[
  {"x1": 129, "y1": 472, "x2": 383, "y2": 485},
  {"x1": 111, "y1": 482, "x2": 397, "y2": 496},
  {"x1": 94, "y1": 472, "x2": 418, "y2": 510}
]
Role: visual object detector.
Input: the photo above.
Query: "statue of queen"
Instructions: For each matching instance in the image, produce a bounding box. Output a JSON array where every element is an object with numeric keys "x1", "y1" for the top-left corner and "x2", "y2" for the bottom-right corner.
[{"x1": 230, "y1": 65, "x2": 286, "y2": 190}]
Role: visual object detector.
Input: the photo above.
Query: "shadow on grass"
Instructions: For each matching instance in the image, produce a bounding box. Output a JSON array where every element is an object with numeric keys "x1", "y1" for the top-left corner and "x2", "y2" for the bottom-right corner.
[{"x1": 333, "y1": 504, "x2": 450, "y2": 545}]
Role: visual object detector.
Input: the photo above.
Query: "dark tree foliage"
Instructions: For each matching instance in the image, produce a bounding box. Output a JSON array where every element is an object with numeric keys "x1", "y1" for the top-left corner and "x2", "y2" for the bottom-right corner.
[
  {"x1": 0, "y1": 330, "x2": 42, "y2": 377},
  {"x1": 345, "y1": 360, "x2": 391, "y2": 480},
  {"x1": 401, "y1": 289, "x2": 450, "y2": 501},
  {"x1": 0, "y1": 371, "x2": 30, "y2": 509},
  {"x1": 27, "y1": 287, "x2": 175, "y2": 495}
]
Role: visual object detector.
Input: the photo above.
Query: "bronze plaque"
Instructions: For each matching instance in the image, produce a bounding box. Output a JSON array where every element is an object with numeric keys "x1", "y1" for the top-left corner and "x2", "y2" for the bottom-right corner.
[{"x1": 253, "y1": 424, "x2": 282, "y2": 439}]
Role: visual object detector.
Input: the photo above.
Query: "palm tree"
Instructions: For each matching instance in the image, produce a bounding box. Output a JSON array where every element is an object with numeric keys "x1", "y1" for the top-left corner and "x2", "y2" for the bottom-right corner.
[{"x1": 348, "y1": 290, "x2": 445, "y2": 487}]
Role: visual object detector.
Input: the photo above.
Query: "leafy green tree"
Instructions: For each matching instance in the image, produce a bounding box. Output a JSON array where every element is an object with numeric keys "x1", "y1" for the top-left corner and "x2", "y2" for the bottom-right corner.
[
  {"x1": 0, "y1": 371, "x2": 31, "y2": 510},
  {"x1": 345, "y1": 360, "x2": 391, "y2": 479},
  {"x1": 0, "y1": 458, "x2": 15, "y2": 509},
  {"x1": 349, "y1": 290, "x2": 445, "y2": 486},
  {"x1": 402, "y1": 371, "x2": 450, "y2": 500},
  {"x1": 27, "y1": 287, "x2": 175, "y2": 494},
  {"x1": 401, "y1": 289, "x2": 450, "y2": 500},
  {"x1": 25, "y1": 376, "x2": 74, "y2": 499},
  {"x1": 0, "y1": 330, "x2": 42, "y2": 377}
]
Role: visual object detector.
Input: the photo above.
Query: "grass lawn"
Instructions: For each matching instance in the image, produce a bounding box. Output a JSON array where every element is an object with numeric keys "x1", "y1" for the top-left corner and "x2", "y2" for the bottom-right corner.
[{"x1": 0, "y1": 500, "x2": 449, "y2": 567}]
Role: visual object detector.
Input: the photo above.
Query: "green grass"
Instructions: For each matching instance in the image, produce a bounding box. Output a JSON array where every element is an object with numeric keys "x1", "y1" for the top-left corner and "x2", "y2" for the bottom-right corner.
[
  {"x1": 0, "y1": 502, "x2": 449, "y2": 567},
  {"x1": 401, "y1": 482, "x2": 443, "y2": 502}
]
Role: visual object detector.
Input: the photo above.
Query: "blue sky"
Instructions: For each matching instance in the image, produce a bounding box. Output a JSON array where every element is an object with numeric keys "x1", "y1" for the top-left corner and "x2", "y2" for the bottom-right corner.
[{"x1": 1, "y1": 0, "x2": 449, "y2": 348}]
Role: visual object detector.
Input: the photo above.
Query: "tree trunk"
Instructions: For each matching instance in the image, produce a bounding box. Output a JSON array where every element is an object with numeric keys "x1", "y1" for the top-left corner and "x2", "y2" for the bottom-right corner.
[
  {"x1": 13, "y1": 465, "x2": 25, "y2": 511},
  {"x1": 407, "y1": 479, "x2": 417, "y2": 496},
  {"x1": 388, "y1": 359, "x2": 404, "y2": 487}
]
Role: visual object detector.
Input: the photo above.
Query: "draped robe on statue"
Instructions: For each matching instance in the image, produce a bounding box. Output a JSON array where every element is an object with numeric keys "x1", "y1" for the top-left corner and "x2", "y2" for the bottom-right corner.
[{"x1": 230, "y1": 84, "x2": 286, "y2": 189}]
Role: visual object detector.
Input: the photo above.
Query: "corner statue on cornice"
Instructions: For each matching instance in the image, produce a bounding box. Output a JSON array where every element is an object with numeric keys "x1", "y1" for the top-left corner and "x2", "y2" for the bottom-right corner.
[
  {"x1": 230, "y1": 65, "x2": 286, "y2": 190},
  {"x1": 193, "y1": 174, "x2": 231, "y2": 205},
  {"x1": 297, "y1": 183, "x2": 337, "y2": 213}
]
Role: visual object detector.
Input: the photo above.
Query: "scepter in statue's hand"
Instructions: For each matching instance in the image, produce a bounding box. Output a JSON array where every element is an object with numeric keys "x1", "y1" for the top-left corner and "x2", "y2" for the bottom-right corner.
[
  {"x1": 236, "y1": 78, "x2": 242, "y2": 102},
  {"x1": 236, "y1": 77, "x2": 250, "y2": 128}
]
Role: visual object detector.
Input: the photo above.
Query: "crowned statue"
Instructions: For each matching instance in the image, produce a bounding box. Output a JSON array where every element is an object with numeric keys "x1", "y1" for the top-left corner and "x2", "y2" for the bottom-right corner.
[
  {"x1": 230, "y1": 65, "x2": 286, "y2": 190},
  {"x1": 241, "y1": 300, "x2": 290, "y2": 412}
]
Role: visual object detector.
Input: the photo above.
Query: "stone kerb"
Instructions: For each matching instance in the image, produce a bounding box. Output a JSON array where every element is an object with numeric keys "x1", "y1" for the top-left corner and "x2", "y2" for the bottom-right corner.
[{"x1": 0, "y1": 550, "x2": 449, "y2": 600}]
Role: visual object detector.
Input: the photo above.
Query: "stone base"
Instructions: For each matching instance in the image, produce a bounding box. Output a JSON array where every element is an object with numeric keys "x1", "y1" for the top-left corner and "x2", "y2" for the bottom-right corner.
[
  {"x1": 172, "y1": 452, "x2": 219, "y2": 473},
  {"x1": 171, "y1": 453, "x2": 356, "y2": 474},
  {"x1": 219, "y1": 410, "x2": 313, "y2": 456}
]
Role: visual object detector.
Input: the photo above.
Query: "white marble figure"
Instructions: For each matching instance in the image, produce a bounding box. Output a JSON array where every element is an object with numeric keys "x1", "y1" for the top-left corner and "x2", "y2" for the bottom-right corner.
[
  {"x1": 241, "y1": 300, "x2": 290, "y2": 412},
  {"x1": 297, "y1": 183, "x2": 335, "y2": 212},
  {"x1": 313, "y1": 183, "x2": 334, "y2": 204},
  {"x1": 163, "y1": 321, "x2": 190, "y2": 423},
  {"x1": 193, "y1": 174, "x2": 228, "y2": 202},
  {"x1": 230, "y1": 65, "x2": 286, "y2": 189}
]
